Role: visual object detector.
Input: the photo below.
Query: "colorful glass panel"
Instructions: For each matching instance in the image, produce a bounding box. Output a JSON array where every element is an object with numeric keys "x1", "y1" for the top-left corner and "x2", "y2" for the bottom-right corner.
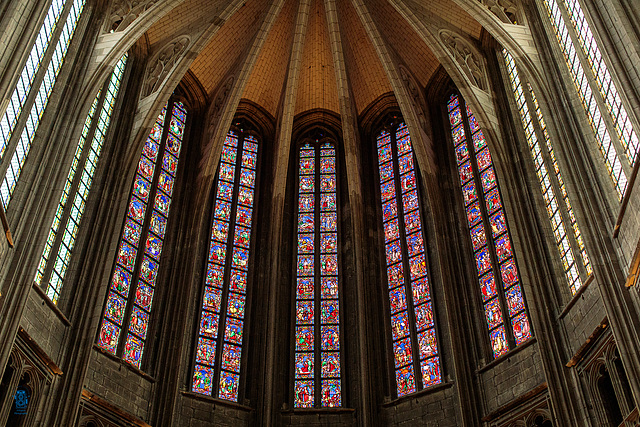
[
  {"x1": 191, "y1": 131, "x2": 259, "y2": 401},
  {"x1": 448, "y1": 94, "x2": 531, "y2": 359},
  {"x1": 377, "y1": 124, "x2": 441, "y2": 397},
  {"x1": 294, "y1": 141, "x2": 342, "y2": 408}
]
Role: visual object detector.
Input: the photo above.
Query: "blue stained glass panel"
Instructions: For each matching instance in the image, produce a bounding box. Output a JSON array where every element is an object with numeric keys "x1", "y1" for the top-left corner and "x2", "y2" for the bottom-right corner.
[
  {"x1": 196, "y1": 338, "x2": 216, "y2": 365},
  {"x1": 295, "y1": 353, "x2": 314, "y2": 378},
  {"x1": 409, "y1": 253, "x2": 427, "y2": 281},
  {"x1": 387, "y1": 264, "x2": 405, "y2": 288},
  {"x1": 505, "y1": 283, "x2": 525, "y2": 317},
  {"x1": 219, "y1": 163, "x2": 235, "y2": 182},
  {"x1": 321, "y1": 300, "x2": 339, "y2": 323},
  {"x1": 117, "y1": 241, "x2": 137, "y2": 271},
  {"x1": 320, "y1": 193, "x2": 336, "y2": 211},
  {"x1": 242, "y1": 151, "x2": 257, "y2": 169},
  {"x1": 398, "y1": 154, "x2": 413, "y2": 175},
  {"x1": 150, "y1": 211, "x2": 167, "y2": 238},
  {"x1": 200, "y1": 312, "x2": 219, "y2": 338},
  {"x1": 320, "y1": 233, "x2": 337, "y2": 253},
  {"x1": 232, "y1": 247, "x2": 249, "y2": 270},
  {"x1": 212, "y1": 220, "x2": 229, "y2": 243},
  {"x1": 123, "y1": 219, "x2": 142, "y2": 246},
  {"x1": 479, "y1": 273, "x2": 497, "y2": 301},
  {"x1": 217, "y1": 182, "x2": 233, "y2": 201},
  {"x1": 233, "y1": 226, "x2": 251, "y2": 248},
  {"x1": 133, "y1": 176, "x2": 151, "y2": 202},
  {"x1": 203, "y1": 286, "x2": 222, "y2": 313},
  {"x1": 224, "y1": 317, "x2": 244, "y2": 344},
  {"x1": 221, "y1": 344, "x2": 242, "y2": 372},
  {"x1": 485, "y1": 298, "x2": 503, "y2": 330},
  {"x1": 238, "y1": 186, "x2": 254, "y2": 207},
  {"x1": 380, "y1": 162, "x2": 394, "y2": 182},
  {"x1": 384, "y1": 219, "x2": 400, "y2": 242},
  {"x1": 296, "y1": 326, "x2": 314, "y2": 351},
  {"x1": 412, "y1": 277, "x2": 431, "y2": 305},
  {"x1": 297, "y1": 278, "x2": 314, "y2": 299},
  {"x1": 383, "y1": 199, "x2": 398, "y2": 221},
  {"x1": 298, "y1": 234, "x2": 314, "y2": 253},
  {"x1": 227, "y1": 293, "x2": 245, "y2": 319},
  {"x1": 294, "y1": 381, "x2": 314, "y2": 408},
  {"x1": 192, "y1": 365, "x2": 214, "y2": 395},
  {"x1": 414, "y1": 302, "x2": 434, "y2": 331},
  {"x1": 105, "y1": 292, "x2": 126, "y2": 324},
  {"x1": 321, "y1": 277, "x2": 338, "y2": 298},
  {"x1": 393, "y1": 338, "x2": 413, "y2": 367},
  {"x1": 206, "y1": 264, "x2": 224, "y2": 287},
  {"x1": 240, "y1": 168, "x2": 255, "y2": 188},
  {"x1": 123, "y1": 334, "x2": 144, "y2": 367},
  {"x1": 221, "y1": 146, "x2": 237, "y2": 164},
  {"x1": 297, "y1": 300, "x2": 314, "y2": 324},
  {"x1": 321, "y1": 325, "x2": 340, "y2": 350},
  {"x1": 418, "y1": 328, "x2": 438, "y2": 359},
  {"x1": 135, "y1": 283, "x2": 154, "y2": 311},
  {"x1": 128, "y1": 197, "x2": 146, "y2": 224},
  {"x1": 98, "y1": 320, "x2": 120, "y2": 353},
  {"x1": 111, "y1": 266, "x2": 132, "y2": 297},
  {"x1": 395, "y1": 366, "x2": 416, "y2": 396},
  {"x1": 219, "y1": 371, "x2": 239, "y2": 401},
  {"x1": 512, "y1": 312, "x2": 532, "y2": 344},
  {"x1": 321, "y1": 380, "x2": 341, "y2": 407},
  {"x1": 154, "y1": 192, "x2": 170, "y2": 216},
  {"x1": 162, "y1": 152, "x2": 178, "y2": 175},
  {"x1": 490, "y1": 326, "x2": 509, "y2": 357},
  {"x1": 137, "y1": 157, "x2": 155, "y2": 181},
  {"x1": 391, "y1": 311, "x2": 410, "y2": 340},
  {"x1": 139, "y1": 256, "x2": 158, "y2": 285},
  {"x1": 129, "y1": 306, "x2": 149, "y2": 339},
  {"x1": 406, "y1": 232, "x2": 424, "y2": 257},
  {"x1": 389, "y1": 288, "x2": 407, "y2": 313},
  {"x1": 321, "y1": 353, "x2": 340, "y2": 377},
  {"x1": 421, "y1": 358, "x2": 441, "y2": 387},
  {"x1": 230, "y1": 269, "x2": 247, "y2": 293}
]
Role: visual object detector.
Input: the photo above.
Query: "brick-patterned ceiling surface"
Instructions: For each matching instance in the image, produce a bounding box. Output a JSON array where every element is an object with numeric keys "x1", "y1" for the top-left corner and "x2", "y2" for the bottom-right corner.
[{"x1": 144, "y1": 0, "x2": 483, "y2": 115}]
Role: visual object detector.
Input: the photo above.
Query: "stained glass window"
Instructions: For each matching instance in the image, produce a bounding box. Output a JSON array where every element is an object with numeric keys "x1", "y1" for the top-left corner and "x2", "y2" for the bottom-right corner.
[
  {"x1": 0, "y1": 0, "x2": 87, "y2": 207},
  {"x1": 542, "y1": 0, "x2": 638, "y2": 199},
  {"x1": 447, "y1": 95, "x2": 532, "y2": 358},
  {"x1": 97, "y1": 100, "x2": 187, "y2": 368},
  {"x1": 293, "y1": 138, "x2": 342, "y2": 408},
  {"x1": 376, "y1": 121, "x2": 441, "y2": 398},
  {"x1": 191, "y1": 127, "x2": 259, "y2": 402},
  {"x1": 504, "y1": 50, "x2": 592, "y2": 295},
  {"x1": 33, "y1": 54, "x2": 128, "y2": 303}
]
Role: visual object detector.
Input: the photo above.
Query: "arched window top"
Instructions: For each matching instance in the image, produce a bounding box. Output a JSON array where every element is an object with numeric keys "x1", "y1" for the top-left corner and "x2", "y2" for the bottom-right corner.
[
  {"x1": 375, "y1": 118, "x2": 442, "y2": 398},
  {"x1": 191, "y1": 126, "x2": 260, "y2": 402}
]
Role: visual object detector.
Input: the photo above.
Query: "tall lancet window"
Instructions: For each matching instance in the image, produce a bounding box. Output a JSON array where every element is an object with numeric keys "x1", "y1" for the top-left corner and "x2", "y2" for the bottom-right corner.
[
  {"x1": 0, "y1": 0, "x2": 87, "y2": 207},
  {"x1": 34, "y1": 54, "x2": 127, "y2": 304},
  {"x1": 504, "y1": 50, "x2": 592, "y2": 295},
  {"x1": 293, "y1": 138, "x2": 342, "y2": 408},
  {"x1": 98, "y1": 100, "x2": 187, "y2": 368},
  {"x1": 375, "y1": 121, "x2": 441, "y2": 398},
  {"x1": 191, "y1": 127, "x2": 259, "y2": 402},
  {"x1": 542, "y1": 0, "x2": 639, "y2": 198},
  {"x1": 447, "y1": 95, "x2": 532, "y2": 358}
]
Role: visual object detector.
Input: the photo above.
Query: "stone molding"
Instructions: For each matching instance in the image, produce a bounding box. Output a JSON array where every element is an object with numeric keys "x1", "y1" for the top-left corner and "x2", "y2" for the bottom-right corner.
[
  {"x1": 107, "y1": 0, "x2": 159, "y2": 33},
  {"x1": 438, "y1": 29, "x2": 488, "y2": 91},
  {"x1": 142, "y1": 35, "x2": 191, "y2": 98}
]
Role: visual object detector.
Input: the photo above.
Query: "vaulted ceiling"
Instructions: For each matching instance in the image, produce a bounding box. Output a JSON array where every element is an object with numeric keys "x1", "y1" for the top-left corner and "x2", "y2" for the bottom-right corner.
[{"x1": 142, "y1": 0, "x2": 484, "y2": 117}]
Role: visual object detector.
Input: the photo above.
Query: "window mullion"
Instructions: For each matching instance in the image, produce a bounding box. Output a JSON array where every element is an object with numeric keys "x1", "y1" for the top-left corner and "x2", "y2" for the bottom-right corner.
[
  {"x1": 390, "y1": 131, "x2": 422, "y2": 392},
  {"x1": 556, "y1": 0, "x2": 632, "y2": 176},
  {"x1": 117, "y1": 99, "x2": 174, "y2": 359},
  {"x1": 0, "y1": 0, "x2": 85, "y2": 207},
  {"x1": 523, "y1": 85, "x2": 590, "y2": 285},
  {"x1": 461, "y1": 104, "x2": 517, "y2": 350},
  {"x1": 39, "y1": 83, "x2": 108, "y2": 292}
]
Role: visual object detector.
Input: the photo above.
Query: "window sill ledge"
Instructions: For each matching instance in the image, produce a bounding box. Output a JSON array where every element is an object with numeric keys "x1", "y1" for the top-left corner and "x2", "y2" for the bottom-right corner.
[
  {"x1": 181, "y1": 391, "x2": 254, "y2": 412},
  {"x1": 31, "y1": 281, "x2": 71, "y2": 326},
  {"x1": 477, "y1": 337, "x2": 537, "y2": 374},
  {"x1": 281, "y1": 407, "x2": 356, "y2": 415},
  {"x1": 92, "y1": 344, "x2": 156, "y2": 383},
  {"x1": 381, "y1": 381, "x2": 454, "y2": 407},
  {"x1": 559, "y1": 274, "x2": 595, "y2": 319}
]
